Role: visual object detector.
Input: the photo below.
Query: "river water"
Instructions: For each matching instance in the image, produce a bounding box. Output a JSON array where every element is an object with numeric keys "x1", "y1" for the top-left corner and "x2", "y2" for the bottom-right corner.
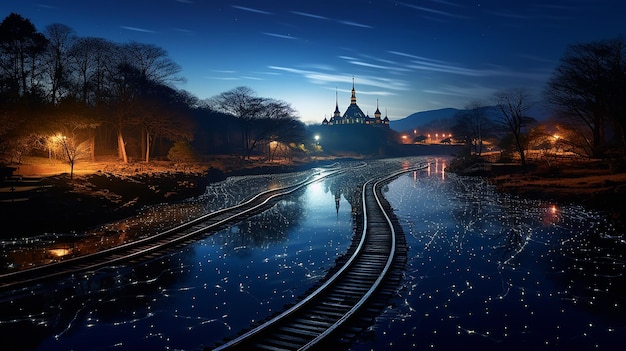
[{"x1": 1, "y1": 157, "x2": 625, "y2": 350}]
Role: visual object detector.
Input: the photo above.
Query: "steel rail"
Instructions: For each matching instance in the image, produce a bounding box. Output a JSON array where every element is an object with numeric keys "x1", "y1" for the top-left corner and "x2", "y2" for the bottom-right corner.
[
  {"x1": 213, "y1": 163, "x2": 428, "y2": 351},
  {"x1": 0, "y1": 163, "x2": 364, "y2": 290}
]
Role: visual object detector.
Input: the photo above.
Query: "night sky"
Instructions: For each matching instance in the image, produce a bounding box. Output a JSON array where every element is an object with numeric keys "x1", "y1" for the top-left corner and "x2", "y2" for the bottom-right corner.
[{"x1": 2, "y1": 0, "x2": 625, "y2": 124}]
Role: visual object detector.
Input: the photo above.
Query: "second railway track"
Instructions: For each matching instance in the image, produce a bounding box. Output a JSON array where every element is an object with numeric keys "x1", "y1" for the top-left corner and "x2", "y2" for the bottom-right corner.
[
  {"x1": 212, "y1": 164, "x2": 427, "y2": 351},
  {"x1": 0, "y1": 164, "x2": 356, "y2": 291}
]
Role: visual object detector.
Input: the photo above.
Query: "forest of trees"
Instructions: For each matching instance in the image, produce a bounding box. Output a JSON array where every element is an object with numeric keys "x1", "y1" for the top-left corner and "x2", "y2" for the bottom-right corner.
[{"x1": 0, "y1": 13, "x2": 312, "y2": 176}]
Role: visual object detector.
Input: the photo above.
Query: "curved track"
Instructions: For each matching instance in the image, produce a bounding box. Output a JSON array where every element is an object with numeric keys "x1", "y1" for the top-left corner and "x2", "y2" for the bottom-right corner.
[
  {"x1": 0, "y1": 164, "x2": 356, "y2": 291},
  {"x1": 212, "y1": 164, "x2": 427, "y2": 351}
]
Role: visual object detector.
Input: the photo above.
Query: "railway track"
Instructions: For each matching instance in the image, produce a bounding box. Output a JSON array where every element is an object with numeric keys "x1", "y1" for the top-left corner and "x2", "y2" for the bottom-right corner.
[
  {"x1": 211, "y1": 164, "x2": 427, "y2": 351},
  {"x1": 0, "y1": 164, "x2": 356, "y2": 291}
]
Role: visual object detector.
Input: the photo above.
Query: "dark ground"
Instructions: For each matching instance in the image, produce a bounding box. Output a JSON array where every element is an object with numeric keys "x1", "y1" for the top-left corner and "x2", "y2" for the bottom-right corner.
[{"x1": 0, "y1": 158, "x2": 339, "y2": 238}]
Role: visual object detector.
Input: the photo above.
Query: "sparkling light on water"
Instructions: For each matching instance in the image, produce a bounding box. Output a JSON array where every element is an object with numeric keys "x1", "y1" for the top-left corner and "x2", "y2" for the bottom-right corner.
[
  {"x1": 350, "y1": 159, "x2": 626, "y2": 351},
  {"x1": 0, "y1": 168, "x2": 354, "y2": 351},
  {"x1": 2, "y1": 158, "x2": 624, "y2": 351}
]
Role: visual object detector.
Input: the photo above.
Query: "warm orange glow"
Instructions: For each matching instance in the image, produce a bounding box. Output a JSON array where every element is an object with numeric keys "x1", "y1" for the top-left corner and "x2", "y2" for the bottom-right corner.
[{"x1": 49, "y1": 248, "x2": 72, "y2": 257}]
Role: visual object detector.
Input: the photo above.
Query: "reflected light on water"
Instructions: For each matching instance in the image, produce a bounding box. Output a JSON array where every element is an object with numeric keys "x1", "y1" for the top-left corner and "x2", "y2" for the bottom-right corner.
[
  {"x1": 351, "y1": 163, "x2": 626, "y2": 351},
  {"x1": 441, "y1": 160, "x2": 446, "y2": 180},
  {"x1": 541, "y1": 204, "x2": 561, "y2": 226},
  {"x1": 306, "y1": 181, "x2": 327, "y2": 205},
  {"x1": 425, "y1": 160, "x2": 446, "y2": 180}
]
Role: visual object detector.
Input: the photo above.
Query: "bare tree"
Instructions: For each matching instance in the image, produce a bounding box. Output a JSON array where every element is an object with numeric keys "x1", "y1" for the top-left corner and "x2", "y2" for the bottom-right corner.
[
  {"x1": 120, "y1": 41, "x2": 185, "y2": 86},
  {"x1": 493, "y1": 88, "x2": 537, "y2": 166},
  {"x1": 106, "y1": 43, "x2": 184, "y2": 163},
  {"x1": 135, "y1": 83, "x2": 195, "y2": 162},
  {"x1": 209, "y1": 87, "x2": 302, "y2": 160},
  {"x1": 209, "y1": 86, "x2": 263, "y2": 159},
  {"x1": 66, "y1": 37, "x2": 115, "y2": 105},
  {"x1": 452, "y1": 101, "x2": 495, "y2": 156},
  {"x1": 544, "y1": 37, "x2": 626, "y2": 157},
  {"x1": 43, "y1": 23, "x2": 75, "y2": 104},
  {"x1": 48, "y1": 129, "x2": 90, "y2": 179}
]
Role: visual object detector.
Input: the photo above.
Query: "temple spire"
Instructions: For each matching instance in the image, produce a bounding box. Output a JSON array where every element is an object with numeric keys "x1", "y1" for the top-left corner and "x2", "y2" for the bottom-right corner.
[
  {"x1": 334, "y1": 87, "x2": 341, "y2": 117},
  {"x1": 350, "y1": 76, "x2": 357, "y2": 105}
]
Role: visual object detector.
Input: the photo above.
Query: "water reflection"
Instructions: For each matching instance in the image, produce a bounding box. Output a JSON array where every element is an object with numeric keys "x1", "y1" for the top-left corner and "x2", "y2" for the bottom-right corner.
[
  {"x1": 4, "y1": 157, "x2": 624, "y2": 350},
  {"x1": 0, "y1": 173, "x2": 356, "y2": 351},
  {"x1": 351, "y1": 159, "x2": 626, "y2": 350},
  {"x1": 1, "y1": 171, "x2": 315, "y2": 273}
]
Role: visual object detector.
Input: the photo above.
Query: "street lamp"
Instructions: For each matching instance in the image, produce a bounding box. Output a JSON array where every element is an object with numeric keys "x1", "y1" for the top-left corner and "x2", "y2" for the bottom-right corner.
[{"x1": 314, "y1": 134, "x2": 320, "y2": 145}]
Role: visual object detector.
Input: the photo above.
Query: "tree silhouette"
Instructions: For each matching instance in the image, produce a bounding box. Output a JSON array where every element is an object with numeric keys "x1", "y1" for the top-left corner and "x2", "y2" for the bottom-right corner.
[
  {"x1": 452, "y1": 101, "x2": 495, "y2": 156},
  {"x1": 0, "y1": 13, "x2": 48, "y2": 100},
  {"x1": 493, "y1": 88, "x2": 537, "y2": 166},
  {"x1": 209, "y1": 86, "x2": 302, "y2": 160},
  {"x1": 545, "y1": 37, "x2": 626, "y2": 157},
  {"x1": 43, "y1": 23, "x2": 75, "y2": 104}
]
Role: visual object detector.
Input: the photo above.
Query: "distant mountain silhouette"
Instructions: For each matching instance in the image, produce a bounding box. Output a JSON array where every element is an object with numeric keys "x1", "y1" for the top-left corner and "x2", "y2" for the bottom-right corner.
[
  {"x1": 390, "y1": 108, "x2": 461, "y2": 132},
  {"x1": 390, "y1": 105, "x2": 550, "y2": 132}
]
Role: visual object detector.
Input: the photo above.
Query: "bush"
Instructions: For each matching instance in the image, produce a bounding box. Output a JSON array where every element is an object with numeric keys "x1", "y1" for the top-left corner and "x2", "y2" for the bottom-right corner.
[{"x1": 167, "y1": 141, "x2": 199, "y2": 163}]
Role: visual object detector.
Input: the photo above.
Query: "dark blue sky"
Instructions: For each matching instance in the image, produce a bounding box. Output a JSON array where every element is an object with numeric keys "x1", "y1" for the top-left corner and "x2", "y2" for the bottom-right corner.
[{"x1": 2, "y1": 0, "x2": 625, "y2": 123}]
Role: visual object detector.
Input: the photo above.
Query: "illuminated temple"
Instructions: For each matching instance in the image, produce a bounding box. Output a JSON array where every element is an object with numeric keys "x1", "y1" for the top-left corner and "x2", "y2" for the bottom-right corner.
[{"x1": 321, "y1": 79, "x2": 390, "y2": 127}]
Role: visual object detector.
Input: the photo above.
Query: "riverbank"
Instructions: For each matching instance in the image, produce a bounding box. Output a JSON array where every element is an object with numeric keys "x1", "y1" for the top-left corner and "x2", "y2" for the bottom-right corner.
[
  {"x1": 466, "y1": 158, "x2": 626, "y2": 230},
  {"x1": 3, "y1": 155, "x2": 625, "y2": 239},
  {"x1": 0, "y1": 156, "x2": 339, "y2": 238}
]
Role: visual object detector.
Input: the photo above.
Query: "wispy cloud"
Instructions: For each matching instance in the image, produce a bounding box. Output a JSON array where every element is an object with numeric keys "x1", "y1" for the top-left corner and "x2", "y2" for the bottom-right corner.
[
  {"x1": 429, "y1": 0, "x2": 464, "y2": 7},
  {"x1": 263, "y1": 32, "x2": 297, "y2": 40},
  {"x1": 292, "y1": 11, "x2": 329, "y2": 20},
  {"x1": 269, "y1": 65, "x2": 408, "y2": 92},
  {"x1": 206, "y1": 76, "x2": 240, "y2": 81},
  {"x1": 338, "y1": 20, "x2": 372, "y2": 29},
  {"x1": 207, "y1": 70, "x2": 264, "y2": 81},
  {"x1": 174, "y1": 28, "x2": 195, "y2": 34},
  {"x1": 301, "y1": 63, "x2": 335, "y2": 72},
  {"x1": 423, "y1": 84, "x2": 498, "y2": 99},
  {"x1": 398, "y1": 1, "x2": 468, "y2": 19},
  {"x1": 388, "y1": 50, "x2": 548, "y2": 81},
  {"x1": 232, "y1": 5, "x2": 272, "y2": 15},
  {"x1": 240, "y1": 76, "x2": 263, "y2": 80},
  {"x1": 341, "y1": 58, "x2": 410, "y2": 73},
  {"x1": 292, "y1": 10, "x2": 370, "y2": 29},
  {"x1": 120, "y1": 26, "x2": 157, "y2": 33}
]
